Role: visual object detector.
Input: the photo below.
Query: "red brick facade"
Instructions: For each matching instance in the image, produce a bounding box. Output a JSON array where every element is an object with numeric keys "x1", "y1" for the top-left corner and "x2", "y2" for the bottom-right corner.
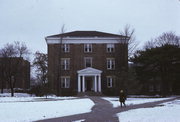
[
  {"x1": 0, "y1": 57, "x2": 30, "y2": 90},
  {"x1": 46, "y1": 31, "x2": 128, "y2": 96}
]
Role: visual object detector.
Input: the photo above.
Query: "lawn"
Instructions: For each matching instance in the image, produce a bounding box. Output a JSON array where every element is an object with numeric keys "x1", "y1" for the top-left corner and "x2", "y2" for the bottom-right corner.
[{"x1": 0, "y1": 93, "x2": 179, "y2": 122}]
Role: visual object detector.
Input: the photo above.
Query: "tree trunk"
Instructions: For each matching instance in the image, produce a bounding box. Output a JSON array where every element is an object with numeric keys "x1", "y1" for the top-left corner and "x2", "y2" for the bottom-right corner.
[
  {"x1": 161, "y1": 68, "x2": 168, "y2": 97},
  {"x1": 0, "y1": 70, "x2": 4, "y2": 93},
  {"x1": 1, "y1": 80, "x2": 4, "y2": 93},
  {"x1": 9, "y1": 76, "x2": 15, "y2": 97},
  {"x1": 1, "y1": 84, "x2": 4, "y2": 93},
  {"x1": 1, "y1": 89, "x2": 3, "y2": 93},
  {"x1": 11, "y1": 87, "x2": 14, "y2": 97}
]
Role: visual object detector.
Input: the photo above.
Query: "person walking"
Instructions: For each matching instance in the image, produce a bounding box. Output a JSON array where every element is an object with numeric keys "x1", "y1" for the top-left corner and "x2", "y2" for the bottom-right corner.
[{"x1": 119, "y1": 90, "x2": 126, "y2": 107}]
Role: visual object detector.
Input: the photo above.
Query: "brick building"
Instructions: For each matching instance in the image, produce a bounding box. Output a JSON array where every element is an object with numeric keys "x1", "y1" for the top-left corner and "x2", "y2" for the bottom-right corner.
[
  {"x1": 0, "y1": 57, "x2": 30, "y2": 90},
  {"x1": 46, "y1": 31, "x2": 129, "y2": 96}
]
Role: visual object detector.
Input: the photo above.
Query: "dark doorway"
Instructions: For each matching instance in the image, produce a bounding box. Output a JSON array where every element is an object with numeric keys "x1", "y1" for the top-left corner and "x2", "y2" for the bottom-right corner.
[{"x1": 86, "y1": 77, "x2": 92, "y2": 91}]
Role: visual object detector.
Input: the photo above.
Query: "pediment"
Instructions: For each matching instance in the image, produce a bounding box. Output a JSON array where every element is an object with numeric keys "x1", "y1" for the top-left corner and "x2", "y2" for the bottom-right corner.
[{"x1": 77, "y1": 67, "x2": 102, "y2": 74}]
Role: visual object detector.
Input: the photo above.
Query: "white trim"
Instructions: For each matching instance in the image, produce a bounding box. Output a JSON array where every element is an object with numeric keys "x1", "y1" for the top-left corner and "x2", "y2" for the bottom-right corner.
[
  {"x1": 84, "y1": 44, "x2": 92, "y2": 52},
  {"x1": 107, "y1": 58, "x2": 115, "y2": 70},
  {"x1": 98, "y1": 75, "x2": 101, "y2": 92},
  {"x1": 84, "y1": 57, "x2": 93, "y2": 68},
  {"x1": 46, "y1": 37, "x2": 126, "y2": 40},
  {"x1": 107, "y1": 43, "x2": 115, "y2": 52},
  {"x1": 107, "y1": 76, "x2": 113, "y2": 88},
  {"x1": 78, "y1": 75, "x2": 81, "y2": 92},
  {"x1": 77, "y1": 67, "x2": 102, "y2": 75},
  {"x1": 94, "y1": 76, "x2": 97, "y2": 92},
  {"x1": 77, "y1": 68, "x2": 102, "y2": 93},
  {"x1": 62, "y1": 44, "x2": 70, "y2": 52},
  {"x1": 61, "y1": 58, "x2": 70, "y2": 70},
  {"x1": 82, "y1": 76, "x2": 85, "y2": 92},
  {"x1": 46, "y1": 38, "x2": 127, "y2": 44},
  {"x1": 61, "y1": 76, "x2": 70, "y2": 88}
]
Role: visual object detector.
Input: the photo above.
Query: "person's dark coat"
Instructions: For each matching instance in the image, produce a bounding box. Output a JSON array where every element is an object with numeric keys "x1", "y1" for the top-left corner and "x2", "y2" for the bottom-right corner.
[{"x1": 119, "y1": 92, "x2": 126, "y2": 103}]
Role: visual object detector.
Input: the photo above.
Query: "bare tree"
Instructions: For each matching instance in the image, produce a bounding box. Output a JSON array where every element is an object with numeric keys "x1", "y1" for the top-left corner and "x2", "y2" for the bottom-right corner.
[
  {"x1": 15, "y1": 41, "x2": 31, "y2": 59},
  {"x1": 155, "y1": 31, "x2": 180, "y2": 47},
  {"x1": 0, "y1": 57, "x2": 6, "y2": 93},
  {"x1": 118, "y1": 25, "x2": 139, "y2": 95},
  {"x1": 144, "y1": 31, "x2": 180, "y2": 49},
  {"x1": 143, "y1": 38, "x2": 156, "y2": 49},
  {"x1": 120, "y1": 24, "x2": 139, "y2": 58},
  {"x1": 0, "y1": 43, "x2": 16, "y2": 57},
  {"x1": 0, "y1": 44, "x2": 16, "y2": 94},
  {"x1": 33, "y1": 51, "x2": 49, "y2": 98},
  {"x1": 0, "y1": 41, "x2": 31, "y2": 96},
  {"x1": 33, "y1": 51, "x2": 48, "y2": 84}
]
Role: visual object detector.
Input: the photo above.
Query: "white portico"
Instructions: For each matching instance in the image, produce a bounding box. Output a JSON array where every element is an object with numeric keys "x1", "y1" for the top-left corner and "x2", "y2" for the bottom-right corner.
[{"x1": 77, "y1": 67, "x2": 102, "y2": 92}]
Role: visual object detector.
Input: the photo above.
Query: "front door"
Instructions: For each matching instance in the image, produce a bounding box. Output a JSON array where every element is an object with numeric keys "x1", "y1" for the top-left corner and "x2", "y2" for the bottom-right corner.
[
  {"x1": 86, "y1": 80, "x2": 92, "y2": 91},
  {"x1": 86, "y1": 77, "x2": 92, "y2": 91}
]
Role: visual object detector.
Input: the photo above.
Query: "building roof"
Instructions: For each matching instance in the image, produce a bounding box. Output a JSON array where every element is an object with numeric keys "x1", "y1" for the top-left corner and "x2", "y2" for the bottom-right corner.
[{"x1": 46, "y1": 31, "x2": 127, "y2": 38}]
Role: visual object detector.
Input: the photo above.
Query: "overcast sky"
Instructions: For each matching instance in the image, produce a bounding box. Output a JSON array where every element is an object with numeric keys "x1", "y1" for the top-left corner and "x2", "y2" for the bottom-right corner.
[{"x1": 0, "y1": 0, "x2": 180, "y2": 54}]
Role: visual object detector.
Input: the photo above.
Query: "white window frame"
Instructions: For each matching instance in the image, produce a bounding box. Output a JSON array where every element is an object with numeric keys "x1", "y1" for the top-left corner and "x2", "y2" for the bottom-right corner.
[
  {"x1": 62, "y1": 44, "x2": 70, "y2": 52},
  {"x1": 84, "y1": 57, "x2": 92, "y2": 68},
  {"x1": 107, "y1": 76, "x2": 114, "y2": 88},
  {"x1": 61, "y1": 76, "x2": 70, "y2": 88},
  {"x1": 61, "y1": 58, "x2": 70, "y2": 70},
  {"x1": 106, "y1": 44, "x2": 115, "y2": 53},
  {"x1": 84, "y1": 44, "x2": 92, "y2": 52},
  {"x1": 107, "y1": 58, "x2": 115, "y2": 70}
]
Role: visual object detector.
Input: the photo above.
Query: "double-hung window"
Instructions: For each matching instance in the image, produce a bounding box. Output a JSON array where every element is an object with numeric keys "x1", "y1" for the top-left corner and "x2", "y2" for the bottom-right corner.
[
  {"x1": 61, "y1": 58, "x2": 70, "y2": 70},
  {"x1": 61, "y1": 77, "x2": 70, "y2": 88},
  {"x1": 84, "y1": 44, "x2": 92, "y2": 52},
  {"x1": 107, "y1": 58, "x2": 115, "y2": 70},
  {"x1": 107, "y1": 76, "x2": 114, "y2": 88},
  {"x1": 107, "y1": 44, "x2": 115, "y2": 53},
  {"x1": 62, "y1": 44, "x2": 70, "y2": 52},
  {"x1": 84, "y1": 57, "x2": 92, "y2": 68}
]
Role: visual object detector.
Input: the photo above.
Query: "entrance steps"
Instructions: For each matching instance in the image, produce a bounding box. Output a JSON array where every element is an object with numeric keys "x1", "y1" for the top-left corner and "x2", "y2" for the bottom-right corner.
[{"x1": 77, "y1": 91, "x2": 103, "y2": 96}]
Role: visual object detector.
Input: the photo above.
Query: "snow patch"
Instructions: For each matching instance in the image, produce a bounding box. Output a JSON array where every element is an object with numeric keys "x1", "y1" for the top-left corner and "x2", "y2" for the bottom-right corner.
[
  {"x1": 102, "y1": 97, "x2": 172, "y2": 107},
  {"x1": 0, "y1": 98, "x2": 94, "y2": 122},
  {"x1": 72, "y1": 119, "x2": 86, "y2": 122},
  {"x1": 117, "y1": 99, "x2": 180, "y2": 122}
]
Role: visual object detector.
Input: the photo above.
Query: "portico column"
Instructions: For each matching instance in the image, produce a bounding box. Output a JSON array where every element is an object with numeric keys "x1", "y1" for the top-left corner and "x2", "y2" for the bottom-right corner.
[
  {"x1": 78, "y1": 74, "x2": 81, "y2": 92},
  {"x1": 98, "y1": 74, "x2": 101, "y2": 92},
  {"x1": 94, "y1": 75, "x2": 97, "y2": 92},
  {"x1": 82, "y1": 75, "x2": 85, "y2": 92}
]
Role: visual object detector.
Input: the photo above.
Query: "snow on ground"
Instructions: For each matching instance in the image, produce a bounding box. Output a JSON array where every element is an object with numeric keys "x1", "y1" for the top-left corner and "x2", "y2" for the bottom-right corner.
[
  {"x1": 117, "y1": 99, "x2": 180, "y2": 122},
  {"x1": 102, "y1": 97, "x2": 172, "y2": 107},
  {"x1": 0, "y1": 93, "x2": 32, "y2": 97},
  {"x1": 0, "y1": 93, "x2": 77, "y2": 102},
  {"x1": 0, "y1": 93, "x2": 177, "y2": 122},
  {"x1": 72, "y1": 119, "x2": 86, "y2": 122},
  {"x1": 0, "y1": 97, "x2": 94, "y2": 122}
]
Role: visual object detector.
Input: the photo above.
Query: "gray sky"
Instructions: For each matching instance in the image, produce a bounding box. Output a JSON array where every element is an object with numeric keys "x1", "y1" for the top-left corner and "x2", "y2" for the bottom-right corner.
[{"x1": 0, "y1": 0, "x2": 180, "y2": 54}]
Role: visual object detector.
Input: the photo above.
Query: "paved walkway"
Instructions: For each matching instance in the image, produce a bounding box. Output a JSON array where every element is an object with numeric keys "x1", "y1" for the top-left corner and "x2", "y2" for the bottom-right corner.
[{"x1": 37, "y1": 96, "x2": 179, "y2": 122}]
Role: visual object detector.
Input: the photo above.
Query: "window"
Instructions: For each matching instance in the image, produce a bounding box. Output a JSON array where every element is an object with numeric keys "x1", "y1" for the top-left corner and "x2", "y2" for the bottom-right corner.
[
  {"x1": 107, "y1": 76, "x2": 114, "y2": 88},
  {"x1": 84, "y1": 44, "x2": 92, "y2": 52},
  {"x1": 84, "y1": 57, "x2": 92, "y2": 67},
  {"x1": 107, "y1": 58, "x2": 115, "y2": 70},
  {"x1": 61, "y1": 77, "x2": 70, "y2": 88},
  {"x1": 61, "y1": 58, "x2": 70, "y2": 70},
  {"x1": 62, "y1": 44, "x2": 70, "y2": 52},
  {"x1": 107, "y1": 44, "x2": 115, "y2": 52}
]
